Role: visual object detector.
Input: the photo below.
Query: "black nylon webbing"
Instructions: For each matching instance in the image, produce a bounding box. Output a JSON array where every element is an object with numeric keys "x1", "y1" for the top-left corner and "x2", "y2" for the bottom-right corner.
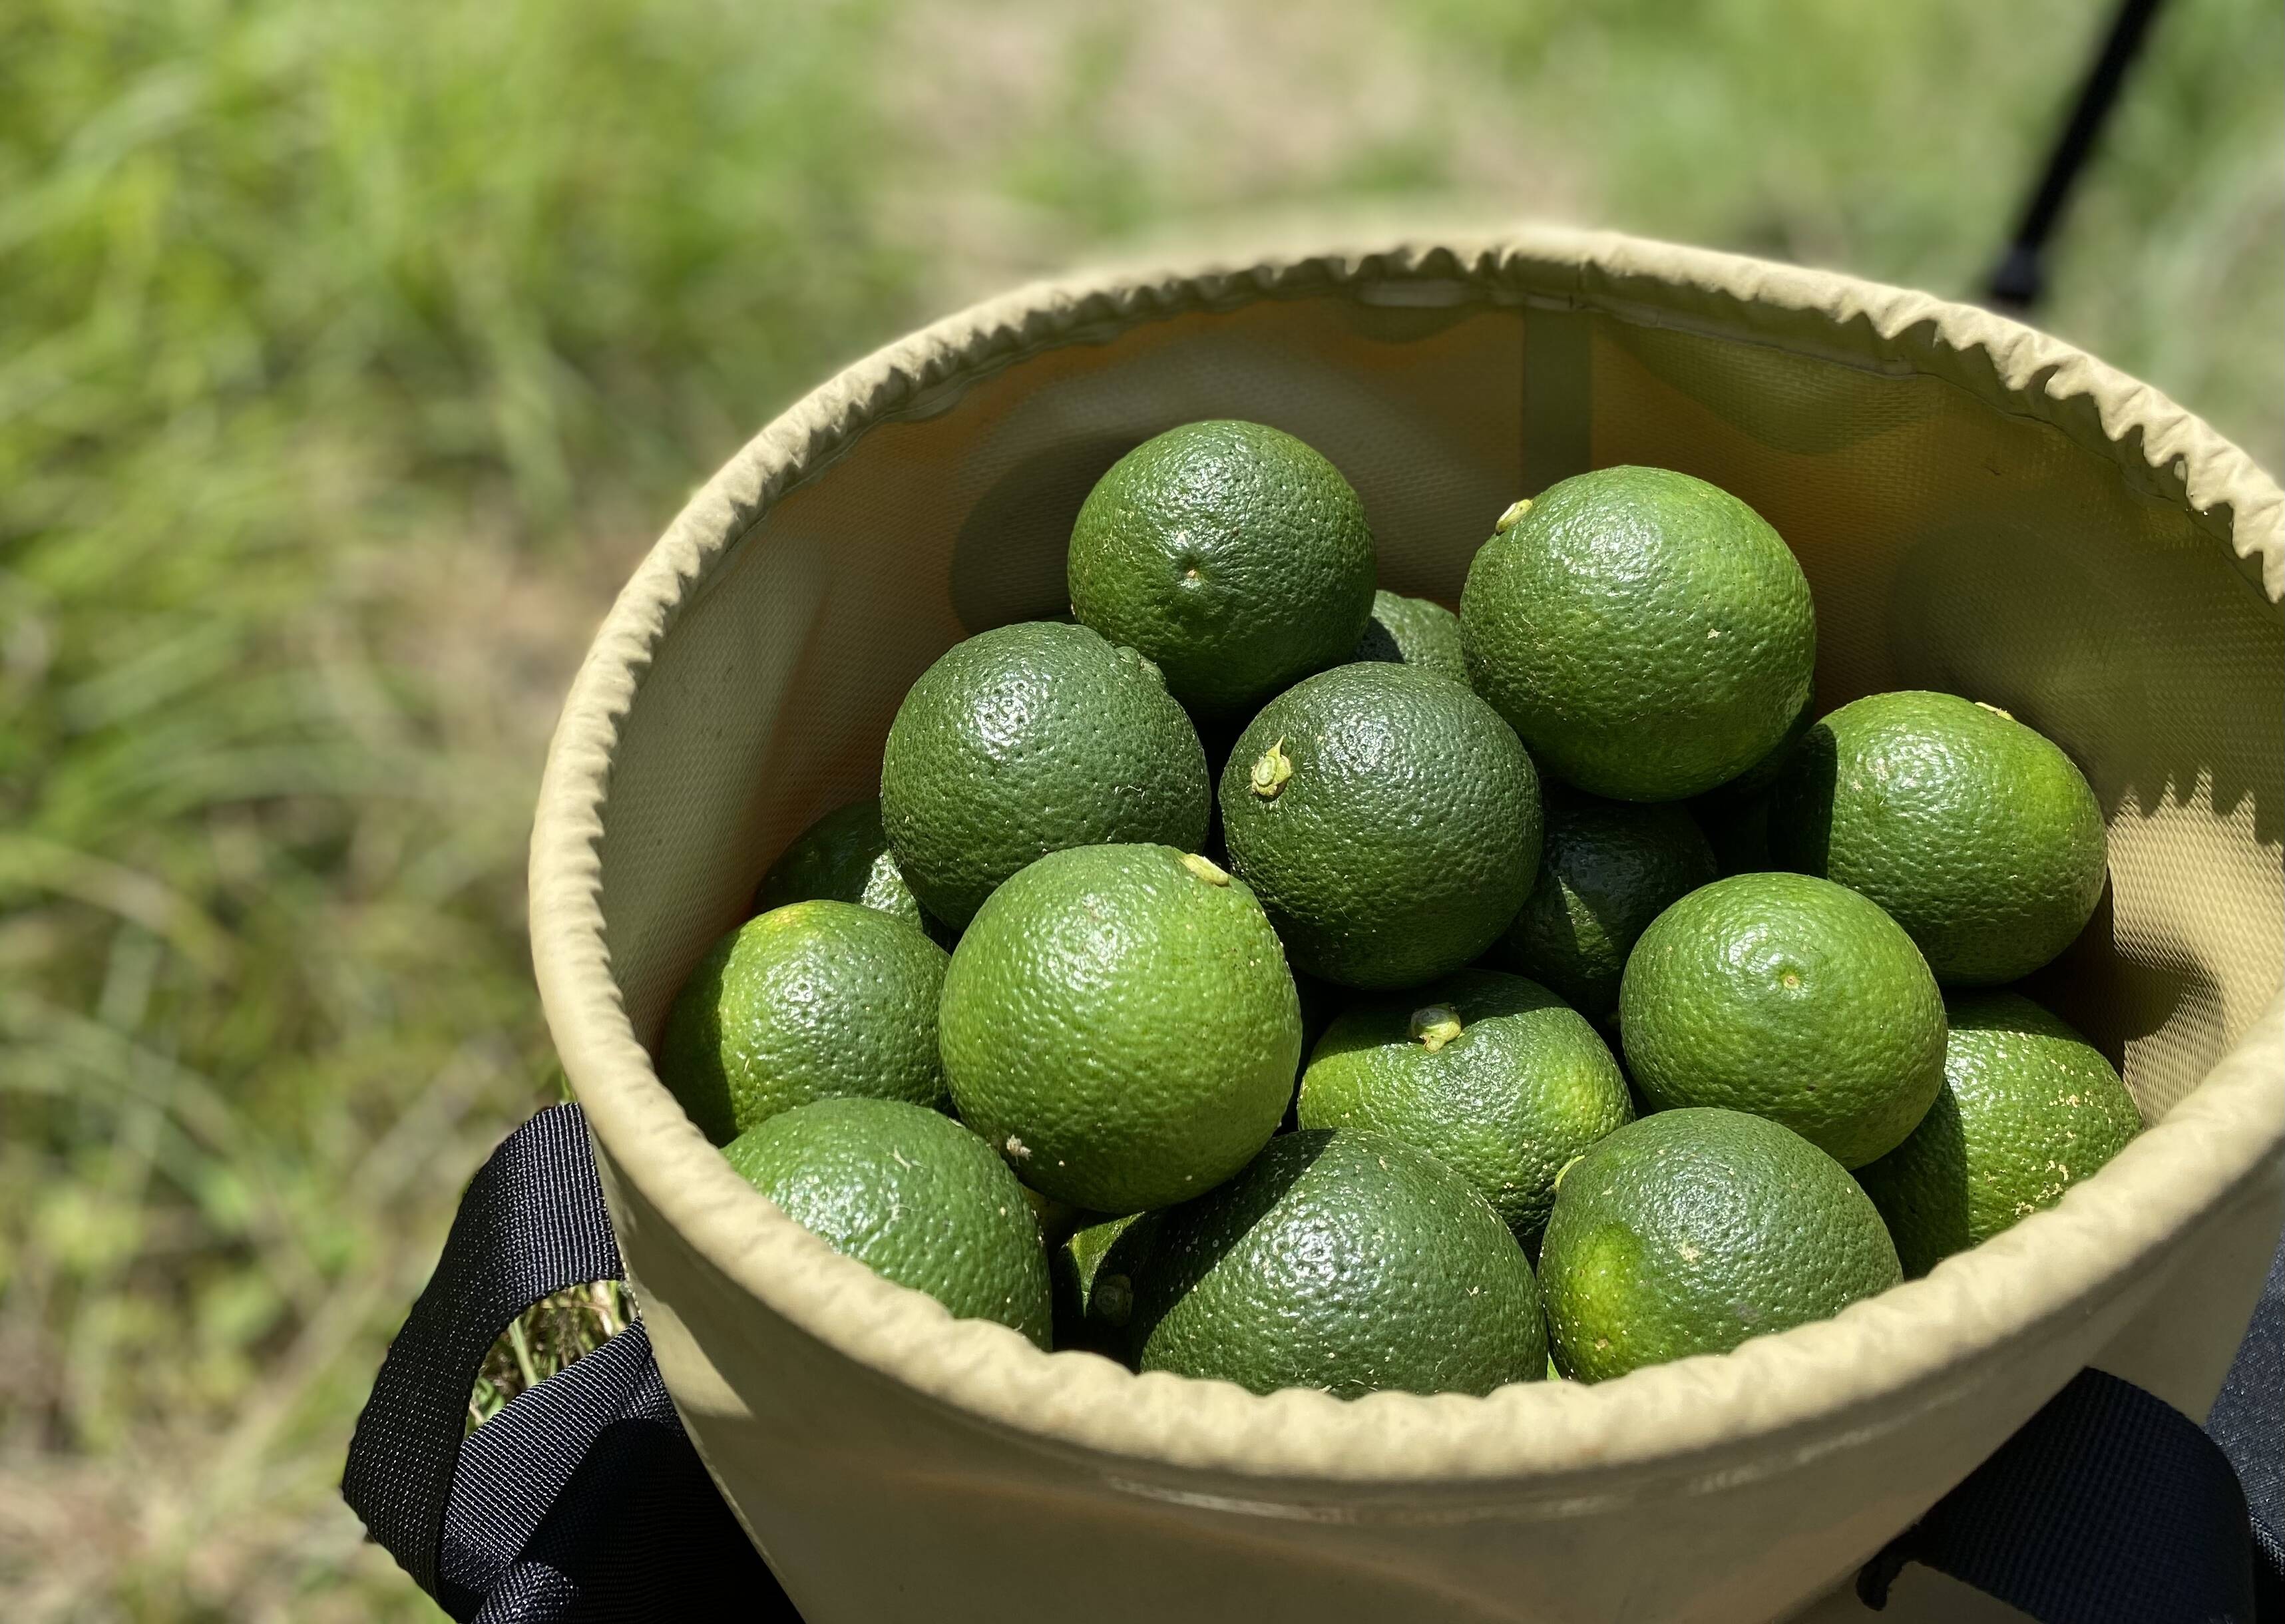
[{"x1": 340, "y1": 1103, "x2": 786, "y2": 1621}]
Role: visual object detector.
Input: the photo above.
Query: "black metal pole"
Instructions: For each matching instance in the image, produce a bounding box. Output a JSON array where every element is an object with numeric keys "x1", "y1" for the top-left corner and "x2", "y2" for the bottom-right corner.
[{"x1": 1987, "y1": 0, "x2": 2171, "y2": 313}]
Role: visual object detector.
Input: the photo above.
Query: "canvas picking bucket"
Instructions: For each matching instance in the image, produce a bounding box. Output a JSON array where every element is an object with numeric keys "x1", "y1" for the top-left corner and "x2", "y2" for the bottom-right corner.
[{"x1": 527, "y1": 227, "x2": 2285, "y2": 1623}]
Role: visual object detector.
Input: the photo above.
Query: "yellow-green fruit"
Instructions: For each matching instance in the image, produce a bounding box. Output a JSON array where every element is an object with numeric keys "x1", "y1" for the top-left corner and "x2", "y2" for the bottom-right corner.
[
  {"x1": 1620, "y1": 872, "x2": 1946, "y2": 1169},
  {"x1": 1856, "y1": 992, "x2": 2142, "y2": 1276},
  {"x1": 724, "y1": 1098, "x2": 1051, "y2": 1348},
  {"x1": 658, "y1": 901, "x2": 948, "y2": 1144},
  {"x1": 1540, "y1": 1108, "x2": 1901, "y2": 1382},
  {"x1": 938, "y1": 843, "x2": 1300, "y2": 1214},
  {"x1": 1068, "y1": 420, "x2": 1377, "y2": 719},
  {"x1": 1767, "y1": 690, "x2": 2107, "y2": 985},
  {"x1": 753, "y1": 797, "x2": 953, "y2": 945},
  {"x1": 1489, "y1": 791, "x2": 1717, "y2": 1028},
  {"x1": 1297, "y1": 968, "x2": 1631, "y2": 1241},
  {"x1": 1460, "y1": 467, "x2": 1815, "y2": 801},
  {"x1": 1219, "y1": 661, "x2": 1542, "y2": 989},
  {"x1": 1352, "y1": 589, "x2": 1466, "y2": 683},
  {"x1": 1126, "y1": 1129, "x2": 1547, "y2": 1398},
  {"x1": 880, "y1": 620, "x2": 1209, "y2": 928}
]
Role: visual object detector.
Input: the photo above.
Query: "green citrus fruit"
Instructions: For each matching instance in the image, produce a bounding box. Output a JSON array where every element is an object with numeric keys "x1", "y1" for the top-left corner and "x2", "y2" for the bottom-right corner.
[
  {"x1": 1856, "y1": 992, "x2": 2142, "y2": 1276},
  {"x1": 1297, "y1": 968, "x2": 1632, "y2": 1241},
  {"x1": 1540, "y1": 1108, "x2": 1902, "y2": 1382},
  {"x1": 879, "y1": 620, "x2": 1209, "y2": 928},
  {"x1": 724, "y1": 1097, "x2": 1051, "y2": 1348},
  {"x1": 1352, "y1": 589, "x2": 1466, "y2": 683},
  {"x1": 1049, "y1": 1211, "x2": 1160, "y2": 1357},
  {"x1": 1126, "y1": 1129, "x2": 1548, "y2": 1398},
  {"x1": 753, "y1": 797, "x2": 952, "y2": 944},
  {"x1": 1068, "y1": 420, "x2": 1377, "y2": 719},
  {"x1": 1488, "y1": 790, "x2": 1717, "y2": 1026},
  {"x1": 1460, "y1": 467, "x2": 1816, "y2": 801},
  {"x1": 659, "y1": 900, "x2": 948, "y2": 1143},
  {"x1": 1219, "y1": 661, "x2": 1542, "y2": 989},
  {"x1": 1767, "y1": 690, "x2": 2107, "y2": 984},
  {"x1": 1619, "y1": 872, "x2": 1945, "y2": 1168},
  {"x1": 937, "y1": 843, "x2": 1300, "y2": 1214}
]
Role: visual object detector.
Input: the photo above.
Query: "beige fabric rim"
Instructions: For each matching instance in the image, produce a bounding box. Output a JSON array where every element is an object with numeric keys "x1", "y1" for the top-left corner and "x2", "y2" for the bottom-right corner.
[{"x1": 531, "y1": 225, "x2": 2285, "y2": 1484}]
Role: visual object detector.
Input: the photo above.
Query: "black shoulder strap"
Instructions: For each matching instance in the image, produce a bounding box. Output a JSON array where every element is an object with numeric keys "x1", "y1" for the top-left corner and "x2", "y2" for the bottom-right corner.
[
  {"x1": 341, "y1": 1103, "x2": 785, "y2": 1621},
  {"x1": 347, "y1": 1104, "x2": 2280, "y2": 1623},
  {"x1": 1985, "y1": 0, "x2": 2169, "y2": 311}
]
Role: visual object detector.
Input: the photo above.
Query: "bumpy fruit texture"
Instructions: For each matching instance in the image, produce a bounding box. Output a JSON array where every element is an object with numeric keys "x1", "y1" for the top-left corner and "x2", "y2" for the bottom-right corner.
[
  {"x1": 1460, "y1": 467, "x2": 1816, "y2": 802},
  {"x1": 1352, "y1": 589, "x2": 1467, "y2": 684},
  {"x1": 1489, "y1": 791, "x2": 1717, "y2": 1027},
  {"x1": 753, "y1": 797, "x2": 952, "y2": 945},
  {"x1": 724, "y1": 1097, "x2": 1053, "y2": 1348},
  {"x1": 1539, "y1": 1108, "x2": 1901, "y2": 1382},
  {"x1": 879, "y1": 620, "x2": 1209, "y2": 928},
  {"x1": 658, "y1": 900, "x2": 949, "y2": 1143},
  {"x1": 1219, "y1": 661, "x2": 1542, "y2": 989},
  {"x1": 1068, "y1": 420, "x2": 1378, "y2": 719},
  {"x1": 1298, "y1": 968, "x2": 1632, "y2": 1241},
  {"x1": 937, "y1": 843, "x2": 1300, "y2": 1215},
  {"x1": 1856, "y1": 991, "x2": 2142, "y2": 1277},
  {"x1": 1620, "y1": 871, "x2": 1946, "y2": 1169},
  {"x1": 1126, "y1": 1129, "x2": 1548, "y2": 1398},
  {"x1": 1768, "y1": 690, "x2": 2107, "y2": 985}
]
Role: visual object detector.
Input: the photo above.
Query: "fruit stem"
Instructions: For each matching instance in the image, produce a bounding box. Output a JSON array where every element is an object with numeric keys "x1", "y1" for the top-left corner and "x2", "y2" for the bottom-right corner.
[
  {"x1": 1180, "y1": 852, "x2": 1231, "y2": 886},
  {"x1": 1250, "y1": 739, "x2": 1295, "y2": 800},
  {"x1": 1410, "y1": 1004, "x2": 1464, "y2": 1052}
]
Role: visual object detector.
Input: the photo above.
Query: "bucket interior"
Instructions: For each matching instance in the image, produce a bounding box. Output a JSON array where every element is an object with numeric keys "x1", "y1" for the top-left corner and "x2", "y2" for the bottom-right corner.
[{"x1": 592, "y1": 283, "x2": 2283, "y2": 1123}]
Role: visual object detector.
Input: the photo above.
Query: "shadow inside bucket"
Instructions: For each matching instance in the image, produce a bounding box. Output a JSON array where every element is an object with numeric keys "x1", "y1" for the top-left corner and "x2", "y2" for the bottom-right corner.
[{"x1": 949, "y1": 435, "x2": 1139, "y2": 635}]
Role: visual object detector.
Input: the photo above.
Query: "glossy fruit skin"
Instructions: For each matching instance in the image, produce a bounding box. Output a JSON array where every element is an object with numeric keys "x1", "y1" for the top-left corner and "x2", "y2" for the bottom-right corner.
[
  {"x1": 1767, "y1": 690, "x2": 2107, "y2": 985},
  {"x1": 1219, "y1": 661, "x2": 1543, "y2": 990},
  {"x1": 1460, "y1": 466, "x2": 1816, "y2": 802},
  {"x1": 1539, "y1": 1108, "x2": 1902, "y2": 1382},
  {"x1": 880, "y1": 620, "x2": 1209, "y2": 928},
  {"x1": 1126, "y1": 1129, "x2": 1548, "y2": 1398},
  {"x1": 1856, "y1": 991, "x2": 2142, "y2": 1277},
  {"x1": 658, "y1": 900, "x2": 948, "y2": 1144},
  {"x1": 1297, "y1": 968, "x2": 1632, "y2": 1241},
  {"x1": 937, "y1": 843, "x2": 1301, "y2": 1215},
  {"x1": 753, "y1": 797, "x2": 952, "y2": 945},
  {"x1": 1619, "y1": 871, "x2": 1946, "y2": 1169},
  {"x1": 1489, "y1": 791, "x2": 1717, "y2": 1027},
  {"x1": 1352, "y1": 589, "x2": 1466, "y2": 683},
  {"x1": 1068, "y1": 420, "x2": 1378, "y2": 719},
  {"x1": 724, "y1": 1097, "x2": 1052, "y2": 1349}
]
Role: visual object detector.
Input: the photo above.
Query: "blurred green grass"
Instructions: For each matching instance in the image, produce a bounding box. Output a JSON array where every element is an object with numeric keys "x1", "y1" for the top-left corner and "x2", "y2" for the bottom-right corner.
[{"x1": 1, "y1": 0, "x2": 2274, "y2": 1616}]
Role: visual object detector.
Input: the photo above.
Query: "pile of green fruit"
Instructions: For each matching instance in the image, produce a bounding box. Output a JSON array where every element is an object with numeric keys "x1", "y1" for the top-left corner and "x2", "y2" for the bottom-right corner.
[{"x1": 660, "y1": 419, "x2": 2139, "y2": 1396}]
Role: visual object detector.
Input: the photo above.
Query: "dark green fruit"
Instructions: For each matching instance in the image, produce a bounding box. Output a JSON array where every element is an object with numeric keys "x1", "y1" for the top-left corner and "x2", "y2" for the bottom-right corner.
[
  {"x1": 1856, "y1": 992, "x2": 2142, "y2": 1276},
  {"x1": 724, "y1": 1097, "x2": 1051, "y2": 1348},
  {"x1": 659, "y1": 901, "x2": 948, "y2": 1143},
  {"x1": 1489, "y1": 790, "x2": 1717, "y2": 1026},
  {"x1": 1219, "y1": 661, "x2": 1542, "y2": 989},
  {"x1": 1620, "y1": 872, "x2": 1946, "y2": 1169},
  {"x1": 1540, "y1": 1108, "x2": 1902, "y2": 1382},
  {"x1": 1767, "y1": 690, "x2": 2107, "y2": 985},
  {"x1": 1460, "y1": 467, "x2": 1816, "y2": 801},
  {"x1": 753, "y1": 797, "x2": 951, "y2": 944},
  {"x1": 1297, "y1": 968, "x2": 1631, "y2": 1241},
  {"x1": 937, "y1": 843, "x2": 1300, "y2": 1214},
  {"x1": 1068, "y1": 420, "x2": 1377, "y2": 719},
  {"x1": 1126, "y1": 1129, "x2": 1547, "y2": 1398},
  {"x1": 1352, "y1": 589, "x2": 1466, "y2": 683},
  {"x1": 879, "y1": 620, "x2": 1209, "y2": 928}
]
